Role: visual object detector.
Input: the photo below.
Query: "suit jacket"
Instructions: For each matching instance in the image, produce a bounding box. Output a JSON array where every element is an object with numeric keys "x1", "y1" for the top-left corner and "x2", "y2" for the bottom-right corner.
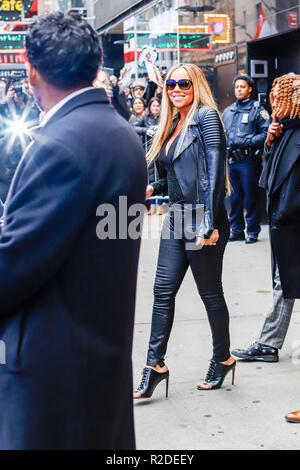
[
  {"x1": 0, "y1": 88, "x2": 147, "y2": 449},
  {"x1": 260, "y1": 121, "x2": 300, "y2": 299}
]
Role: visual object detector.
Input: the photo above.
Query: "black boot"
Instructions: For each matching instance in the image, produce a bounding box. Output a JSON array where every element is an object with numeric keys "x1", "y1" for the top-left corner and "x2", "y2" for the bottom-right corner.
[
  {"x1": 134, "y1": 367, "x2": 169, "y2": 399},
  {"x1": 229, "y1": 233, "x2": 245, "y2": 242},
  {"x1": 197, "y1": 359, "x2": 236, "y2": 390},
  {"x1": 245, "y1": 236, "x2": 258, "y2": 244}
]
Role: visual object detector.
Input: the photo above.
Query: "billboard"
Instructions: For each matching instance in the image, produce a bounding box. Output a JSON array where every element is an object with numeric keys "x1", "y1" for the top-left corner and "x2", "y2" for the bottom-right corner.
[{"x1": 0, "y1": 0, "x2": 35, "y2": 21}]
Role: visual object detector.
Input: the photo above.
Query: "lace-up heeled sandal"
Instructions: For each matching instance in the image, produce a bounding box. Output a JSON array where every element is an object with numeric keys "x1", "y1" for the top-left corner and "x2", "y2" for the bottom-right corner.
[
  {"x1": 134, "y1": 367, "x2": 169, "y2": 399},
  {"x1": 197, "y1": 359, "x2": 236, "y2": 390}
]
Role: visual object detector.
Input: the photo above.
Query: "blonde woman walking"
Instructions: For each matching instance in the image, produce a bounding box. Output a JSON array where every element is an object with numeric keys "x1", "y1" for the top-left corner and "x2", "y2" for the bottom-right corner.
[{"x1": 134, "y1": 64, "x2": 235, "y2": 399}]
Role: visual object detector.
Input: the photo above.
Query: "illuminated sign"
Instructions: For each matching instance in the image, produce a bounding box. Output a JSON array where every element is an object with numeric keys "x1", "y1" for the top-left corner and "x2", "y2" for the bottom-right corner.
[
  {"x1": 205, "y1": 14, "x2": 231, "y2": 44},
  {"x1": 0, "y1": 69, "x2": 26, "y2": 77},
  {"x1": 288, "y1": 11, "x2": 298, "y2": 28},
  {"x1": 0, "y1": 33, "x2": 26, "y2": 50},
  {"x1": 177, "y1": 14, "x2": 231, "y2": 45},
  {"x1": 0, "y1": 52, "x2": 25, "y2": 64},
  {"x1": 135, "y1": 32, "x2": 211, "y2": 51},
  {"x1": 215, "y1": 50, "x2": 235, "y2": 64},
  {"x1": 0, "y1": 0, "x2": 33, "y2": 21}
]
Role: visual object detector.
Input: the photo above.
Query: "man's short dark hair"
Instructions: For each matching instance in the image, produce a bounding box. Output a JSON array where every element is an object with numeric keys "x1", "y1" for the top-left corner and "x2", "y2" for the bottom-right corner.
[
  {"x1": 233, "y1": 74, "x2": 254, "y2": 88},
  {"x1": 26, "y1": 12, "x2": 101, "y2": 90}
]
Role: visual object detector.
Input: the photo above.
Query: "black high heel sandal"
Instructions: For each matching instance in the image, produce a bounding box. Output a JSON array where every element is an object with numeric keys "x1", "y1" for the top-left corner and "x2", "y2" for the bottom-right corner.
[
  {"x1": 134, "y1": 367, "x2": 169, "y2": 399},
  {"x1": 197, "y1": 359, "x2": 236, "y2": 390}
]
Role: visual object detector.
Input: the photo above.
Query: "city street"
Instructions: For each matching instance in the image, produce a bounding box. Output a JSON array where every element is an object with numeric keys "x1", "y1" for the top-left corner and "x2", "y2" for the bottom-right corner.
[
  {"x1": 133, "y1": 211, "x2": 300, "y2": 450},
  {"x1": 0, "y1": 0, "x2": 300, "y2": 452}
]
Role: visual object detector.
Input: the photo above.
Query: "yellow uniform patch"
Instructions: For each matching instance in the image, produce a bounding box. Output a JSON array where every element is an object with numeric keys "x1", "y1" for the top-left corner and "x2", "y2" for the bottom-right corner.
[{"x1": 260, "y1": 110, "x2": 270, "y2": 121}]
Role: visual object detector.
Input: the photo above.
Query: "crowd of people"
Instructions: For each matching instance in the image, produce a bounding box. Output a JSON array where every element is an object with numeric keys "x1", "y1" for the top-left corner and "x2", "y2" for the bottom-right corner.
[
  {"x1": 92, "y1": 68, "x2": 167, "y2": 215},
  {"x1": 0, "y1": 10, "x2": 298, "y2": 450}
]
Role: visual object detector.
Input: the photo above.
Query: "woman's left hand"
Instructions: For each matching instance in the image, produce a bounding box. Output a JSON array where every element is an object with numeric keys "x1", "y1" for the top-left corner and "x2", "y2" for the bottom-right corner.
[{"x1": 196, "y1": 229, "x2": 219, "y2": 247}]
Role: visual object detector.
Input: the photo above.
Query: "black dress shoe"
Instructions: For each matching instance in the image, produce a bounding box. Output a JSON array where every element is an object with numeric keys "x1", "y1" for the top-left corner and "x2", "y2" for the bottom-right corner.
[
  {"x1": 245, "y1": 236, "x2": 258, "y2": 244},
  {"x1": 232, "y1": 342, "x2": 279, "y2": 362},
  {"x1": 229, "y1": 233, "x2": 245, "y2": 242}
]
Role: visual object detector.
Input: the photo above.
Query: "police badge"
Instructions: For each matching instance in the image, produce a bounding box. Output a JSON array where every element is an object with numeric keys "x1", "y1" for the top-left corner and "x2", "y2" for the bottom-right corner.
[{"x1": 260, "y1": 110, "x2": 270, "y2": 121}]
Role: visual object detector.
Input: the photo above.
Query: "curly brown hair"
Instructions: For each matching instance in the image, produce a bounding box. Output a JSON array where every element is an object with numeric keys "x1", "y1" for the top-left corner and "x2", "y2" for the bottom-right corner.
[{"x1": 270, "y1": 74, "x2": 300, "y2": 119}]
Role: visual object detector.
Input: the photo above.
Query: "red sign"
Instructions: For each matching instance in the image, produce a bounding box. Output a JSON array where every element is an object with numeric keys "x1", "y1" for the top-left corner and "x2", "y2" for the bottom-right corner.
[
  {"x1": 0, "y1": 52, "x2": 25, "y2": 64},
  {"x1": 288, "y1": 12, "x2": 298, "y2": 28},
  {"x1": 124, "y1": 51, "x2": 141, "y2": 63}
]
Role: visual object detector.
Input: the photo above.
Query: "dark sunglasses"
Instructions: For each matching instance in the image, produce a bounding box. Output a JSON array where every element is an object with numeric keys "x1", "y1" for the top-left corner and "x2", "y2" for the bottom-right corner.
[{"x1": 165, "y1": 79, "x2": 193, "y2": 91}]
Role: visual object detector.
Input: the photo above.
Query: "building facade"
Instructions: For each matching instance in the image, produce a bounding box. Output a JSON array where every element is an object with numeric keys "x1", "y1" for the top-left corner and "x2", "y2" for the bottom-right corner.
[{"x1": 94, "y1": 0, "x2": 300, "y2": 110}]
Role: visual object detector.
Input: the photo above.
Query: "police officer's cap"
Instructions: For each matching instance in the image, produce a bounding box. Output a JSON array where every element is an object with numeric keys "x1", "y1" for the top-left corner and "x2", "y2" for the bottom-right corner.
[{"x1": 233, "y1": 74, "x2": 254, "y2": 88}]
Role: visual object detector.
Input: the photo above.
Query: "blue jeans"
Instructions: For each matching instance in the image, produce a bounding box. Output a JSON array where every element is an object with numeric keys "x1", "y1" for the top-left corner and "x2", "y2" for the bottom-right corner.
[
  {"x1": 146, "y1": 206, "x2": 231, "y2": 365},
  {"x1": 228, "y1": 156, "x2": 262, "y2": 237}
]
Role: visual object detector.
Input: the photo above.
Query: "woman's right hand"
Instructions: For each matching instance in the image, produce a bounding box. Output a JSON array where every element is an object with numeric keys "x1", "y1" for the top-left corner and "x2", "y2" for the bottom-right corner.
[
  {"x1": 197, "y1": 229, "x2": 219, "y2": 247},
  {"x1": 146, "y1": 185, "x2": 154, "y2": 200},
  {"x1": 265, "y1": 118, "x2": 284, "y2": 147}
]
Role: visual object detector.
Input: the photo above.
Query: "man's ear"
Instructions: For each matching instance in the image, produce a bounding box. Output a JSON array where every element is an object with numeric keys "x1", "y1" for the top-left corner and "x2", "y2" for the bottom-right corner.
[{"x1": 25, "y1": 61, "x2": 39, "y2": 87}]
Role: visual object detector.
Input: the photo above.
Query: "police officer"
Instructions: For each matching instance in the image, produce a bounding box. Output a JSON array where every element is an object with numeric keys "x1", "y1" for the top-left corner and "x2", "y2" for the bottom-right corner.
[{"x1": 223, "y1": 74, "x2": 271, "y2": 243}]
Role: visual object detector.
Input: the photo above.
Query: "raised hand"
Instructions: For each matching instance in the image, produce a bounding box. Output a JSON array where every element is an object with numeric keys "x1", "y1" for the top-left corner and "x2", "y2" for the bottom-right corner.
[{"x1": 266, "y1": 115, "x2": 284, "y2": 146}]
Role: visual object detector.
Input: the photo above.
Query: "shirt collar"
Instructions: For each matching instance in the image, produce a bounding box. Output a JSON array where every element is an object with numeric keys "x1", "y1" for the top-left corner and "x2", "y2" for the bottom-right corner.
[
  {"x1": 39, "y1": 87, "x2": 95, "y2": 127},
  {"x1": 237, "y1": 98, "x2": 251, "y2": 105}
]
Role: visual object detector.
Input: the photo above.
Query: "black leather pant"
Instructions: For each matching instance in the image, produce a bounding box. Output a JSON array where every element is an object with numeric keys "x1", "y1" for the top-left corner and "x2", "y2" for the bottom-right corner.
[{"x1": 146, "y1": 205, "x2": 231, "y2": 365}]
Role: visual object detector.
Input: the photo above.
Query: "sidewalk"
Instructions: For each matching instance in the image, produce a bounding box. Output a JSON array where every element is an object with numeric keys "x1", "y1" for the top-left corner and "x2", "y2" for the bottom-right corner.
[{"x1": 132, "y1": 216, "x2": 300, "y2": 450}]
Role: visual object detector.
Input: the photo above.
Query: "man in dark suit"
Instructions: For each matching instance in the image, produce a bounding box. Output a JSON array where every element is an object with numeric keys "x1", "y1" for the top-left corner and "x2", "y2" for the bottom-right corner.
[{"x1": 0, "y1": 12, "x2": 147, "y2": 449}]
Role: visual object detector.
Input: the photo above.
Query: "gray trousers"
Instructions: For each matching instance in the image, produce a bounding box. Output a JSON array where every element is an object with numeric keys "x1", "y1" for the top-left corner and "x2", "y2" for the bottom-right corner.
[{"x1": 258, "y1": 264, "x2": 295, "y2": 349}]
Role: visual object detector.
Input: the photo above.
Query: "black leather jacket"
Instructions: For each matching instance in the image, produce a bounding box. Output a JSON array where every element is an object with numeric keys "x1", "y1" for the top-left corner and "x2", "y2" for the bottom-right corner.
[{"x1": 152, "y1": 106, "x2": 227, "y2": 238}]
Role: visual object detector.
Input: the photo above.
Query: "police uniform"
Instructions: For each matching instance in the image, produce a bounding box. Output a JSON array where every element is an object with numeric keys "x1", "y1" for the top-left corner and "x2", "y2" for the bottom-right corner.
[{"x1": 223, "y1": 98, "x2": 271, "y2": 241}]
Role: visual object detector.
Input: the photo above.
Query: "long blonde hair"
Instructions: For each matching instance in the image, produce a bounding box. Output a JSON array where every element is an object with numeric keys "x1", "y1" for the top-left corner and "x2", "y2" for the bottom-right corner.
[{"x1": 146, "y1": 63, "x2": 230, "y2": 193}]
